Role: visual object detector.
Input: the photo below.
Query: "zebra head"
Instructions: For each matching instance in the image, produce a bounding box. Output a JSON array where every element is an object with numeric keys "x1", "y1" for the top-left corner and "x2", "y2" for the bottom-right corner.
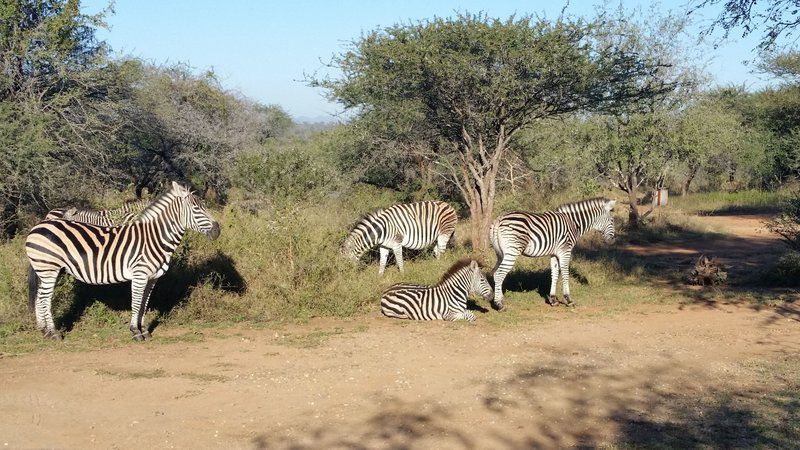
[
  {"x1": 591, "y1": 199, "x2": 616, "y2": 244},
  {"x1": 172, "y1": 182, "x2": 221, "y2": 240},
  {"x1": 469, "y1": 260, "x2": 494, "y2": 303},
  {"x1": 341, "y1": 211, "x2": 383, "y2": 261}
]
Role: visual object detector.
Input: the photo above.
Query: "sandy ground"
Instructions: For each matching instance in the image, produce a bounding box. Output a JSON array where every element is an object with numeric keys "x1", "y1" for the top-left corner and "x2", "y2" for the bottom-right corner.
[{"x1": 1, "y1": 214, "x2": 798, "y2": 449}]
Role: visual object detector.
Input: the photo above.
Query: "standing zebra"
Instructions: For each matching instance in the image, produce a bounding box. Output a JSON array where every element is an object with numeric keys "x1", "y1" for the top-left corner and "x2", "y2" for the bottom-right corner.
[
  {"x1": 490, "y1": 197, "x2": 616, "y2": 311},
  {"x1": 25, "y1": 182, "x2": 220, "y2": 340},
  {"x1": 44, "y1": 199, "x2": 151, "y2": 226},
  {"x1": 381, "y1": 259, "x2": 493, "y2": 321},
  {"x1": 342, "y1": 201, "x2": 458, "y2": 274}
]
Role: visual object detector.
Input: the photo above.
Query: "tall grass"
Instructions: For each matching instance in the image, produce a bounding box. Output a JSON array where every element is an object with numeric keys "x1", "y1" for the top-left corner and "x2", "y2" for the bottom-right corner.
[{"x1": 669, "y1": 190, "x2": 787, "y2": 214}]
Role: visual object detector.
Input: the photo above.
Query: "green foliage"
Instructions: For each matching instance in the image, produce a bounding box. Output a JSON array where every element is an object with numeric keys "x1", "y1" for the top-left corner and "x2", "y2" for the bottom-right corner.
[
  {"x1": 765, "y1": 191, "x2": 800, "y2": 250},
  {"x1": 229, "y1": 131, "x2": 350, "y2": 205}
]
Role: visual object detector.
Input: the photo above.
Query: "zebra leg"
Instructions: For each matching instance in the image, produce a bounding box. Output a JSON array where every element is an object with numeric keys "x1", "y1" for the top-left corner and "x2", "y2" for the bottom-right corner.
[
  {"x1": 433, "y1": 233, "x2": 451, "y2": 259},
  {"x1": 35, "y1": 271, "x2": 62, "y2": 340},
  {"x1": 129, "y1": 277, "x2": 150, "y2": 341},
  {"x1": 137, "y1": 278, "x2": 157, "y2": 339},
  {"x1": 492, "y1": 252, "x2": 519, "y2": 311},
  {"x1": 391, "y1": 243, "x2": 405, "y2": 272},
  {"x1": 444, "y1": 310, "x2": 476, "y2": 321},
  {"x1": 559, "y1": 251, "x2": 574, "y2": 306},
  {"x1": 548, "y1": 256, "x2": 560, "y2": 306},
  {"x1": 378, "y1": 247, "x2": 390, "y2": 275}
]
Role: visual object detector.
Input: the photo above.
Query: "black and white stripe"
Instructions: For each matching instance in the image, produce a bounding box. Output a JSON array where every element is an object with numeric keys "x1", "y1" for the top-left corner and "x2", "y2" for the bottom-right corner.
[
  {"x1": 342, "y1": 201, "x2": 458, "y2": 274},
  {"x1": 381, "y1": 259, "x2": 493, "y2": 321},
  {"x1": 25, "y1": 182, "x2": 220, "y2": 340},
  {"x1": 490, "y1": 198, "x2": 616, "y2": 310},
  {"x1": 45, "y1": 199, "x2": 150, "y2": 226}
]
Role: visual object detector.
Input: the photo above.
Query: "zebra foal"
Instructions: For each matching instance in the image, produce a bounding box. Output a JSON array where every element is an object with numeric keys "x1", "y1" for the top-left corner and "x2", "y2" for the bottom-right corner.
[
  {"x1": 490, "y1": 198, "x2": 616, "y2": 311},
  {"x1": 381, "y1": 259, "x2": 493, "y2": 321},
  {"x1": 45, "y1": 199, "x2": 150, "y2": 226},
  {"x1": 342, "y1": 201, "x2": 458, "y2": 274},
  {"x1": 26, "y1": 182, "x2": 220, "y2": 340}
]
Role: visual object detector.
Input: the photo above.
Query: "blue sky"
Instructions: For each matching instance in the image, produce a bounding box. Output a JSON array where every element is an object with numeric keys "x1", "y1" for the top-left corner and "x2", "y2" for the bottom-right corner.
[{"x1": 81, "y1": 0, "x2": 773, "y2": 121}]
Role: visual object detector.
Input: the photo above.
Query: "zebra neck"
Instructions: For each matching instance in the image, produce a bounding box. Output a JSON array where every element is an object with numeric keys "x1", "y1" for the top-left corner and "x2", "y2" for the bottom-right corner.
[
  {"x1": 560, "y1": 210, "x2": 596, "y2": 237},
  {"x1": 434, "y1": 270, "x2": 470, "y2": 300}
]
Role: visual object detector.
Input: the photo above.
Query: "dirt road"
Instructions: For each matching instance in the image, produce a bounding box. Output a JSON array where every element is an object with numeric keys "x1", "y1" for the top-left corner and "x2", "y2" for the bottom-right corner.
[{"x1": 1, "y1": 214, "x2": 798, "y2": 449}]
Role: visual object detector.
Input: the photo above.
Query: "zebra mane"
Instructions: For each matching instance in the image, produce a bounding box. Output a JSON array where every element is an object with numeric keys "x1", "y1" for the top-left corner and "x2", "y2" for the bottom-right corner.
[
  {"x1": 137, "y1": 186, "x2": 184, "y2": 221},
  {"x1": 556, "y1": 197, "x2": 611, "y2": 213},
  {"x1": 347, "y1": 208, "x2": 385, "y2": 232},
  {"x1": 438, "y1": 258, "x2": 483, "y2": 284}
]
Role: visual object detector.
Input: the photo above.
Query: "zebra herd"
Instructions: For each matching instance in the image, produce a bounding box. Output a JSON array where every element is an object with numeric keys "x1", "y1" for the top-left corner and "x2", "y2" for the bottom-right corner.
[
  {"x1": 23, "y1": 183, "x2": 616, "y2": 340},
  {"x1": 343, "y1": 197, "x2": 616, "y2": 319}
]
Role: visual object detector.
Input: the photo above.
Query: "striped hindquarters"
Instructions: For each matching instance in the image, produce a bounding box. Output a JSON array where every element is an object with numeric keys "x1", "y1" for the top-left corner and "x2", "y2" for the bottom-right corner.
[
  {"x1": 491, "y1": 211, "x2": 576, "y2": 258},
  {"x1": 25, "y1": 220, "x2": 153, "y2": 284},
  {"x1": 382, "y1": 201, "x2": 457, "y2": 250}
]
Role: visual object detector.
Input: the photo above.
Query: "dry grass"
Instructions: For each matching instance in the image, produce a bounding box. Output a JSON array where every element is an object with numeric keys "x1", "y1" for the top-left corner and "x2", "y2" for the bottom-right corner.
[{"x1": 0, "y1": 187, "x2": 791, "y2": 353}]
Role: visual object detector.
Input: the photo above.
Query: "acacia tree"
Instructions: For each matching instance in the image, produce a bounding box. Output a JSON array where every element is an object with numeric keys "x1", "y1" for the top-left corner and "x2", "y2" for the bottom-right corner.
[
  {"x1": 587, "y1": 9, "x2": 697, "y2": 227},
  {"x1": 313, "y1": 13, "x2": 671, "y2": 249}
]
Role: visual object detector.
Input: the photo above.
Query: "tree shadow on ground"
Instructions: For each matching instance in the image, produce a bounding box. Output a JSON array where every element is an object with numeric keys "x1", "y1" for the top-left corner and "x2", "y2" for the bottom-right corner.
[
  {"x1": 697, "y1": 204, "x2": 782, "y2": 216},
  {"x1": 251, "y1": 347, "x2": 800, "y2": 449},
  {"x1": 57, "y1": 251, "x2": 245, "y2": 333}
]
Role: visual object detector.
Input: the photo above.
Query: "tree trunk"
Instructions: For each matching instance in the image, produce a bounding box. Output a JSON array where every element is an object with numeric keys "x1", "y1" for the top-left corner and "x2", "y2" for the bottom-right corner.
[
  {"x1": 468, "y1": 194, "x2": 494, "y2": 251},
  {"x1": 681, "y1": 164, "x2": 698, "y2": 197},
  {"x1": 626, "y1": 172, "x2": 640, "y2": 228}
]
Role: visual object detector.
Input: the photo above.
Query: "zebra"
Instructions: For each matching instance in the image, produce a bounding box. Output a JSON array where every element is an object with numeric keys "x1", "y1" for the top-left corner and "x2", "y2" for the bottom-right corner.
[
  {"x1": 342, "y1": 201, "x2": 458, "y2": 275},
  {"x1": 25, "y1": 182, "x2": 220, "y2": 341},
  {"x1": 44, "y1": 199, "x2": 151, "y2": 226},
  {"x1": 489, "y1": 197, "x2": 616, "y2": 311},
  {"x1": 380, "y1": 259, "x2": 493, "y2": 321}
]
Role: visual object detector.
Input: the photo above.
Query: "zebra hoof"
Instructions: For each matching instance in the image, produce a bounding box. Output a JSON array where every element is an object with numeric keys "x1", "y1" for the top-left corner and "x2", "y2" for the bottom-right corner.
[
  {"x1": 131, "y1": 333, "x2": 145, "y2": 342},
  {"x1": 43, "y1": 330, "x2": 63, "y2": 341},
  {"x1": 142, "y1": 330, "x2": 152, "y2": 340},
  {"x1": 491, "y1": 302, "x2": 506, "y2": 312},
  {"x1": 547, "y1": 296, "x2": 559, "y2": 306},
  {"x1": 562, "y1": 295, "x2": 574, "y2": 307}
]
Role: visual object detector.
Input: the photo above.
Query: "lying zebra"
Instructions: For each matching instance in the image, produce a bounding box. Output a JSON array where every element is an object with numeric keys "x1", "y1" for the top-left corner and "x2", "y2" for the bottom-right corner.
[
  {"x1": 342, "y1": 201, "x2": 458, "y2": 275},
  {"x1": 45, "y1": 199, "x2": 151, "y2": 226},
  {"x1": 380, "y1": 259, "x2": 493, "y2": 321},
  {"x1": 490, "y1": 197, "x2": 616, "y2": 310}
]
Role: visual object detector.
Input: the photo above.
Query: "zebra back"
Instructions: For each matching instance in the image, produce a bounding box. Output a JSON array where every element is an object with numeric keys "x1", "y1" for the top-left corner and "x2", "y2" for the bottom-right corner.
[{"x1": 555, "y1": 197, "x2": 616, "y2": 242}]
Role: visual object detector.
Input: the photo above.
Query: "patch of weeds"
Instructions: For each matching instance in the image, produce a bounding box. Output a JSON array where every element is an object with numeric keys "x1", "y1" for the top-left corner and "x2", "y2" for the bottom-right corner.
[
  {"x1": 278, "y1": 327, "x2": 346, "y2": 348},
  {"x1": 96, "y1": 368, "x2": 167, "y2": 380},
  {"x1": 178, "y1": 372, "x2": 228, "y2": 383}
]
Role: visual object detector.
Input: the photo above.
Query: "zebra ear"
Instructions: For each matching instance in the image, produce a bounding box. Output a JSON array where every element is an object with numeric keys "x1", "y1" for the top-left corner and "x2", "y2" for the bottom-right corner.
[
  {"x1": 606, "y1": 200, "x2": 617, "y2": 211},
  {"x1": 470, "y1": 260, "x2": 479, "y2": 270}
]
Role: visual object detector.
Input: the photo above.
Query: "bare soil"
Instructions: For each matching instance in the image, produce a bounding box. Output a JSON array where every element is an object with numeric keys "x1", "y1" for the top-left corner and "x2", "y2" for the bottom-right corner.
[{"x1": 1, "y1": 214, "x2": 798, "y2": 449}]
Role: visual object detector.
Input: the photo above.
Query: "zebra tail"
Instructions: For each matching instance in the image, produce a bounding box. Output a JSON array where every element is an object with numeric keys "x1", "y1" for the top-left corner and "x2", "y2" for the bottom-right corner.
[
  {"x1": 27, "y1": 264, "x2": 38, "y2": 312},
  {"x1": 489, "y1": 220, "x2": 501, "y2": 256}
]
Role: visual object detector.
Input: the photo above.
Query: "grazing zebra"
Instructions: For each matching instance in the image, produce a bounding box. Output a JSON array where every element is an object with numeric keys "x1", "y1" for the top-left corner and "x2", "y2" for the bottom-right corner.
[
  {"x1": 44, "y1": 199, "x2": 150, "y2": 226},
  {"x1": 342, "y1": 201, "x2": 458, "y2": 275},
  {"x1": 25, "y1": 182, "x2": 220, "y2": 341},
  {"x1": 489, "y1": 197, "x2": 616, "y2": 311},
  {"x1": 381, "y1": 259, "x2": 493, "y2": 321}
]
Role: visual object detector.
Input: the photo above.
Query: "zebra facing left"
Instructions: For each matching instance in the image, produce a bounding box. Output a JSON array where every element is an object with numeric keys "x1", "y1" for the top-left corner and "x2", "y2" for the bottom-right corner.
[
  {"x1": 490, "y1": 197, "x2": 616, "y2": 311},
  {"x1": 381, "y1": 259, "x2": 493, "y2": 321},
  {"x1": 25, "y1": 182, "x2": 220, "y2": 341},
  {"x1": 342, "y1": 201, "x2": 458, "y2": 274}
]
